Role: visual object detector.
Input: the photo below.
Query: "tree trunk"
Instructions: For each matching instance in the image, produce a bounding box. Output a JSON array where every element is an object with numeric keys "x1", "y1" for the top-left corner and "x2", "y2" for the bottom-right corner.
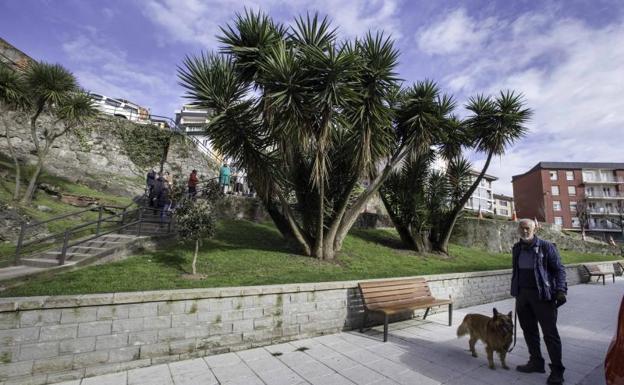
[
  {"x1": 192, "y1": 239, "x2": 199, "y2": 275},
  {"x1": 437, "y1": 150, "x2": 494, "y2": 254},
  {"x1": 2, "y1": 116, "x2": 21, "y2": 201},
  {"x1": 21, "y1": 154, "x2": 45, "y2": 205},
  {"x1": 159, "y1": 135, "x2": 171, "y2": 173},
  {"x1": 313, "y1": 172, "x2": 325, "y2": 259}
]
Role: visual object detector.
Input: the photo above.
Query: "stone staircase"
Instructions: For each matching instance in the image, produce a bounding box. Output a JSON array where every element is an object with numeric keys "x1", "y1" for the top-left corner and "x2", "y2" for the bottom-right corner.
[
  {"x1": 20, "y1": 233, "x2": 143, "y2": 268},
  {"x1": 20, "y1": 210, "x2": 174, "y2": 268}
]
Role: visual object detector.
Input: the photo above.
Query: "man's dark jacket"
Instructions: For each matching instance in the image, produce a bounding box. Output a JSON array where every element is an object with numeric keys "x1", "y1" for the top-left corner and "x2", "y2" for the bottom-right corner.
[{"x1": 511, "y1": 236, "x2": 567, "y2": 301}]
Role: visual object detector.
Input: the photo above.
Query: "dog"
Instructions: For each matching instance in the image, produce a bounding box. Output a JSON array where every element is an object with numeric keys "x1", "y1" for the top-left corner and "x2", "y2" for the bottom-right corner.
[{"x1": 457, "y1": 308, "x2": 513, "y2": 370}]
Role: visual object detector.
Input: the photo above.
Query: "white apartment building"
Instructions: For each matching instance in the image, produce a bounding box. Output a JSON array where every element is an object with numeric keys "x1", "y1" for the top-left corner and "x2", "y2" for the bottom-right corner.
[
  {"x1": 493, "y1": 193, "x2": 514, "y2": 218},
  {"x1": 465, "y1": 170, "x2": 497, "y2": 214}
]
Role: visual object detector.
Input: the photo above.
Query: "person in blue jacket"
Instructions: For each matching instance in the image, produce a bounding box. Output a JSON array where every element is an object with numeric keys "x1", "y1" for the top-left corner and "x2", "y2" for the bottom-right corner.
[
  {"x1": 511, "y1": 218, "x2": 567, "y2": 385},
  {"x1": 219, "y1": 164, "x2": 231, "y2": 193}
]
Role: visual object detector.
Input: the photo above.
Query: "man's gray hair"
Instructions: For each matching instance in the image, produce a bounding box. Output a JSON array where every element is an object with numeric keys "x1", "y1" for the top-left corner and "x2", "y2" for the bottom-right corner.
[{"x1": 518, "y1": 218, "x2": 536, "y2": 229}]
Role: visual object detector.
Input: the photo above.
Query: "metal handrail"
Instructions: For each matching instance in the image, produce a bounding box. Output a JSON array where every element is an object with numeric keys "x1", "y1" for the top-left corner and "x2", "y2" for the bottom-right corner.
[{"x1": 14, "y1": 202, "x2": 137, "y2": 264}]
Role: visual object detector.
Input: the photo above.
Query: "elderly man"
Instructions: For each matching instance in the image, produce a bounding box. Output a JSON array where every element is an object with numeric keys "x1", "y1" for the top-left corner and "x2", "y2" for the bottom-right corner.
[{"x1": 511, "y1": 219, "x2": 567, "y2": 385}]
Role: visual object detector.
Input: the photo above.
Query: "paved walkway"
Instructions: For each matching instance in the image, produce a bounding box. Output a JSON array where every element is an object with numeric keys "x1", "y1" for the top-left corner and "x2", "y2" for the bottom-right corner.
[{"x1": 53, "y1": 278, "x2": 624, "y2": 385}]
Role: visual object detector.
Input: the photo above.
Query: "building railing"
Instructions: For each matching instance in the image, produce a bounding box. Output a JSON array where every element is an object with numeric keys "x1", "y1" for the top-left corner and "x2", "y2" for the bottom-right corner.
[
  {"x1": 586, "y1": 192, "x2": 624, "y2": 198},
  {"x1": 147, "y1": 114, "x2": 220, "y2": 163},
  {"x1": 582, "y1": 176, "x2": 624, "y2": 183}
]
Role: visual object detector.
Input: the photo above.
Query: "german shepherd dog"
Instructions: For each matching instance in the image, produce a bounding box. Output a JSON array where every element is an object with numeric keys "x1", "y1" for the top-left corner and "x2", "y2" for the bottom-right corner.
[{"x1": 457, "y1": 308, "x2": 513, "y2": 370}]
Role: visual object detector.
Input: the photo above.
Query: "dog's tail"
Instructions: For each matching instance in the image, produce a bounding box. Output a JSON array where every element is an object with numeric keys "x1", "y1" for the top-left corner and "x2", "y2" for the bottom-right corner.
[{"x1": 456, "y1": 316, "x2": 470, "y2": 338}]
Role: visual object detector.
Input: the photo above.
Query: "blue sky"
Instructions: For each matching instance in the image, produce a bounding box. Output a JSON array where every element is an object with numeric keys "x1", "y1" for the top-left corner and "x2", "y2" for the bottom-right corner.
[{"x1": 1, "y1": 0, "x2": 623, "y2": 195}]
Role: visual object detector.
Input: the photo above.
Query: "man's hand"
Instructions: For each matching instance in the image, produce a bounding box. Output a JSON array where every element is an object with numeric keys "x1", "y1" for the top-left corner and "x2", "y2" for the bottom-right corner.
[{"x1": 555, "y1": 291, "x2": 567, "y2": 308}]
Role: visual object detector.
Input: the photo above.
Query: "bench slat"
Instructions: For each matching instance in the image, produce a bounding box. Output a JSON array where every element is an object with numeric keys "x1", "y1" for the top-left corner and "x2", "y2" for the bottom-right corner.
[
  {"x1": 359, "y1": 278, "x2": 426, "y2": 289},
  {"x1": 359, "y1": 282, "x2": 429, "y2": 294}
]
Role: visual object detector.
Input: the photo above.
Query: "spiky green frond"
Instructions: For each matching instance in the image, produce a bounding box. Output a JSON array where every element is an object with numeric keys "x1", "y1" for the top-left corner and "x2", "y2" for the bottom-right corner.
[
  {"x1": 24, "y1": 62, "x2": 78, "y2": 108},
  {"x1": 291, "y1": 13, "x2": 337, "y2": 48},
  {"x1": 465, "y1": 91, "x2": 531, "y2": 155},
  {"x1": 56, "y1": 92, "x2": 98, "y2": 127},
  {"x1": 0, "y1": 63, "x2": 28, "y2": 109}
]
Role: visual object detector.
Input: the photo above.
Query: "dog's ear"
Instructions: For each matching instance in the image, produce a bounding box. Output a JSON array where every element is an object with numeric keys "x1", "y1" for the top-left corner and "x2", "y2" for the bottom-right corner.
[{"x1": 493, "y1": 308, "x2": 499, "y2": 317}]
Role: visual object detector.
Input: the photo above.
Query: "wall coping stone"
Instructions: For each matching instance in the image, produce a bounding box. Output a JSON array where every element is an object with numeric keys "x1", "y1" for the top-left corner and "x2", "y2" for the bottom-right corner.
[{"x1": 0, "y1": 260, "x2": 619, "y2": 312}]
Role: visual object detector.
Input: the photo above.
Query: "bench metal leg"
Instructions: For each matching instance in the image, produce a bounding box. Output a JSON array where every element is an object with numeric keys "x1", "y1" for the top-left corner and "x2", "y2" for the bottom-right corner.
[
  {"x1": 603, "y1": 275, "x2": 606, "y2": 285},
  {"x1": 423, "y1": 307, "x2": 430, "y2": 320},
  {"x1": 360, "y1": 311, "x2": 368, "y2": 333},
  {"x1": 448, "y1": 303, "x2": 453, "y2": 326},
  {"x1": 613, "y1": 274, "x2": 615, "y2": 283},
  {"x1": 383, "y1": 314, "x2": 389, "y2": 342}
]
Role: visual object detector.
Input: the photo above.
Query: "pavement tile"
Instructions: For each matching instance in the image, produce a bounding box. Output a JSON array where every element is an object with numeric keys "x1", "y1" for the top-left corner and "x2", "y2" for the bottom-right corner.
[
  {"x1": 82, "y1": 372, "x2": 127, "y2": 385},
  {"x1": 127, "y1": 364, "x2": 172, "y2": 385},
  {"x1": 338, "y1": 364, "x2": 390, "y2": 384},
  {"x1": 211, "y1": 362, "x2": 256, "y2": 383},
  {"x1": 255, "y1": 367, "x2": 307, "y2": 385},
  {"x1": 245, "y1": 357, "x2": 289, "y2": 374},
  {"x1": 307, "y1": 373, "x2": 355, "y2": 385},
  {"x1": 168, "y1": 358, "x2": 217, "y2": 385},
  {"x1": 287, "y1": 359, "x2": 335, "y2": 379},
  {"x1": 204, "y1": 352, "x2": 241, "y2": 368},
  {"x1": 236, "y1": 347, "x2": 274, "y2": 362}
]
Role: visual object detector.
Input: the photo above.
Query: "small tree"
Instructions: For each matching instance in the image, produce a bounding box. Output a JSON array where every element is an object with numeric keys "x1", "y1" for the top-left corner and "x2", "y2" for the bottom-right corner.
[
  {"x1": 0, "y1": 63, "x2": 27, "y2": 201},
  {"x1": 18, "y1": 62, "x2": 97, "y2": 204},
  {"x1": 175, "y1": 199, "x2": 217, "y2": 275}
]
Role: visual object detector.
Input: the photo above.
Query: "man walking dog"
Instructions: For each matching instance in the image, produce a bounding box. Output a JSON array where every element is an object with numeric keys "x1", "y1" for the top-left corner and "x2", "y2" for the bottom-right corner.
[{"x1": 511, "y1": 218, "x2": 567, "y2": 385}]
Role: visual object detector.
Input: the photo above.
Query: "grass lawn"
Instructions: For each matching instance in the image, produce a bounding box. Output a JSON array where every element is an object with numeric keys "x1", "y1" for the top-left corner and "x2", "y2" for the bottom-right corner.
[{"x1": 1, "y1": 219, "x2": 619, "y2": 297}]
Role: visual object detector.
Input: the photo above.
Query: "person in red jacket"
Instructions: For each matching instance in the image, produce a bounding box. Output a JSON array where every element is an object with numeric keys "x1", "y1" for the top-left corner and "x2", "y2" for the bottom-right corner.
[{"x1": 187, "y1": 169, "x2": 199, "y2": 198}]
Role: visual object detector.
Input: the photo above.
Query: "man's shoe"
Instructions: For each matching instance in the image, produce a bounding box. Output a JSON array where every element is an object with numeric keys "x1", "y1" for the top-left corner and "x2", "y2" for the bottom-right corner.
[
  {"x1": 516, "y1": 358, "x2": 546, "y2": 373},
  {"x1": 547, "y1": 364, "x2": 565, "y2": 384}
]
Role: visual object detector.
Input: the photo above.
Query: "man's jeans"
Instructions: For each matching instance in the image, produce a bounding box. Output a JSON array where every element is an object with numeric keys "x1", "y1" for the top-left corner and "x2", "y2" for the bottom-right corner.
[{"x1": 517, "y1": 287, "x2": 563, "y2": 368}]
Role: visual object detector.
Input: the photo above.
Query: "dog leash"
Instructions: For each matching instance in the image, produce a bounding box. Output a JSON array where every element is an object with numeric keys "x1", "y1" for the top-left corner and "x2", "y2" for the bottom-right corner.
[{"x1": 507, "y1": 300, "x2": 518, "y2": 353}]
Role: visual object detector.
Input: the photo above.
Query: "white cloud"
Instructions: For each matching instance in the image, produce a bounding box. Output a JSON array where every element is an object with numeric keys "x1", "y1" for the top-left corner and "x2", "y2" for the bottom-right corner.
[
  {"x1": 417, "y1": 8, "x2": 496, "y2": 55},
  {"x1": 436, "y1": 12, "x2": 624, "y2": 196},
  {"x1": 141, "y1": 0, "x2": 403, "y2": 48},
  {"x1": 62, "y1": 34, "x2": 180, "y2": 116}
]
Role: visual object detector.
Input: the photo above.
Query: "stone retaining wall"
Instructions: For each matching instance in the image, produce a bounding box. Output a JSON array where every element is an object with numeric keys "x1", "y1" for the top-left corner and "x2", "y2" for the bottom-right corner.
[{"x1": 0, "y1": 261, "x2": 619, "y2": 385}]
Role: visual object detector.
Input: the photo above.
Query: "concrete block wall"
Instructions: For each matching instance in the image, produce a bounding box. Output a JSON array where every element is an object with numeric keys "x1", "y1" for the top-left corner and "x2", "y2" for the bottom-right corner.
[{"x1": 0, "y1": 261, "x2": 618, "y2": 385}]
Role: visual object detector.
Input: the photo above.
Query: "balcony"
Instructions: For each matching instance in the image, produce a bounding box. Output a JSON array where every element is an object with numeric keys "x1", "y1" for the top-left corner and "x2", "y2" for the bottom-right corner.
[
  {"x1": 589, "y1": 208, "x2": 621, "y2": 215},
  {"x1": 585, "y1": 192, "x2": 624, "y2": 199},
  {"x1": 582, "y1": 176, "x2": 624, "y2": 184}
]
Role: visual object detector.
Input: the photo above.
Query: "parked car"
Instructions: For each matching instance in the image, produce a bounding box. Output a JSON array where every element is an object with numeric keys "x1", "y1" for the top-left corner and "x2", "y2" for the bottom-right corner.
[
  {"x1": 88, "y1": 93, "x2": 150, "y2": 124},
  {"x1": 606, "y1": 294, "x2": 624, "y2": 385}
]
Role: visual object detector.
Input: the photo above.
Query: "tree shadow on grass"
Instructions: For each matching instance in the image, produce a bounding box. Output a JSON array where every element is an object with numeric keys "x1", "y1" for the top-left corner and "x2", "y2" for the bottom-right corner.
[
  {"x1": 349, "y1": 228, "x2": 413, "y2": 251},
  {"x1": 212, "y1": 220, "x2": 299, "y2": 254}
]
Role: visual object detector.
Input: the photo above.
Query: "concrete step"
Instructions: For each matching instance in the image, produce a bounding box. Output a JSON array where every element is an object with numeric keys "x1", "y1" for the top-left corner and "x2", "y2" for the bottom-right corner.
[
  {"x1": 43, "y1": 251, "x2": 92, "y2": 259},
  {"x1": 21, "y1": 258, "x2": 76, "y2": 268}
]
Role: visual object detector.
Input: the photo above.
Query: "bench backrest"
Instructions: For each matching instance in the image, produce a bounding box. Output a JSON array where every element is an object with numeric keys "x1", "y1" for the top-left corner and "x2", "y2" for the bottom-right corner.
[
  {"x1": 585, "y1": 264, "x2": 605, "y2": 274},
  {"x1": 358, "y1": 278, "x2": 433, "y2": 308}
]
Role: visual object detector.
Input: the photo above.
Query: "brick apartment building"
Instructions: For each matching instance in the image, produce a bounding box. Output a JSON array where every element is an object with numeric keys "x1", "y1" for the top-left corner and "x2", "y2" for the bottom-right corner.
[{"x1": 512, "y1": 162, "x2": 624, "y2": 239}]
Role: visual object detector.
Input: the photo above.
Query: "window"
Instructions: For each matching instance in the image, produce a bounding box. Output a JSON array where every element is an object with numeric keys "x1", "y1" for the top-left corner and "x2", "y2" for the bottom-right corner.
[
  {"x1": 567, "y1": 186, "x2": 576, "y2": 196},
  {"x1": 551, "y1": 186, "x2": 559, "y2": 195},
  {"x1": 89, "y1": 93, "x2": 103, "y2": 101},
  {"x1": 553, "y1": 201, "x2": 561, "y2": 211},
  {"x1": 105, "y1": 99, "x2": 122, "y2": 107},
  {"x1": 570, "y1": 201, "x2": 577, "y2": 212},
  {"x1": 586, "y1": 187, "x2": 594, "y2": 196},
  {"x1": 549, "y1": 171, "x2": 558, "y2": 181},
  {"x1": 571, "y1": 217, "x2": 580, "y2": 228},
  {"x1": 500, "y1": 201, "x2": 508, "y2": 207},
  {"x1": 554, "y1": 217, "x2": 563, "y2": 225},
  {"x1": 500, "y1": 209, "x2": 509, "y2": 216},
  {"x1": 566, "y1": 171, "x2": 574, "y2": 181}
]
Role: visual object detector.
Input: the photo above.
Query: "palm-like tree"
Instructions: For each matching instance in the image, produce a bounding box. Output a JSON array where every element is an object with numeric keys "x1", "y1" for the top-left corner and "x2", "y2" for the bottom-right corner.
[
  {"x1": 18, "y1": 62, "x2": 97, "y2": 204},
  {"x1": 179, "y1": 11, "x2": 439, "y2": 259},
  {"x1": 380, "y1": 91, "x2": 532, "y2": 254}
]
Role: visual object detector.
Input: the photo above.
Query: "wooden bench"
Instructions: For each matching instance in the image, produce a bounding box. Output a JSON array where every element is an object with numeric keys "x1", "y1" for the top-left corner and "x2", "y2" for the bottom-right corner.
[
  {"x1": 583, "y1": 264, "x2": 615, "y2": 285},
  {"x1": 358, "y1": 278, "x2": 453, "y2": 342}
]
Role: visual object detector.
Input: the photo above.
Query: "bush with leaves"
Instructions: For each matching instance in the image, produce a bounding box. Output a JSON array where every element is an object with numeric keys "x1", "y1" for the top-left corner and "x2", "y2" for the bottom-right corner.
[{"x1": 175, "y1": 198, "x2": 218, "y2": 276}]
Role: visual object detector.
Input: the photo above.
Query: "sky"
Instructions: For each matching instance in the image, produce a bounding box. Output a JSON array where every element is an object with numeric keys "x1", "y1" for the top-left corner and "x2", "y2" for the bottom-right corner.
[{"x1": 1, "y1": 0, "x2": 623, "y2": 196}]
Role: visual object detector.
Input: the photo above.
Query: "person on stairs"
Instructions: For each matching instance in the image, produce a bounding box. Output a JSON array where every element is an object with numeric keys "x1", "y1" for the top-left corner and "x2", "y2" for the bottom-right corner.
[{"x1": 188, "y1": 169, "x2": 199, "y2": 199}]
